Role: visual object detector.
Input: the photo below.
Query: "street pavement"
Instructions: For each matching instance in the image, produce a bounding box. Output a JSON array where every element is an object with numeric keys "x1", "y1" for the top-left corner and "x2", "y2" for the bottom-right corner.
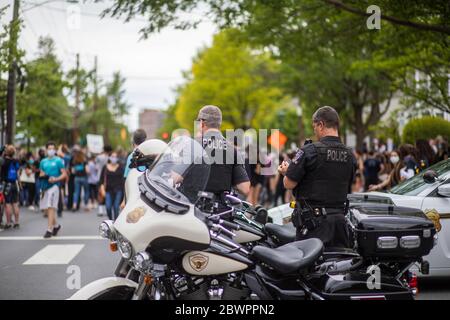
[
  {"x1": 0, "y1": 207, "x2": 119, "y2": 300},
  {"x1": 0, "y1": 208, "x2": 449, "y2": 300}
]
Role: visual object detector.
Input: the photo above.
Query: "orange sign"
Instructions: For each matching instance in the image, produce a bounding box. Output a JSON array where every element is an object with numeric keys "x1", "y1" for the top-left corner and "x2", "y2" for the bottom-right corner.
[{"x1": 268, "y1": 131, "x2": 288, "y2": 150}]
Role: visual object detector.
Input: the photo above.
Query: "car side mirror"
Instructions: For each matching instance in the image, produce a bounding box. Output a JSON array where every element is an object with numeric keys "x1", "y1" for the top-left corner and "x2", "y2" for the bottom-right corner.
[
  {"x1": 437, "y1": 184, "x2": 450, "y2": 198},
  {"x1": 423, "y1": 170, "x2": 438, "y2": 184},
  {"x1": 225, "y1": 194, "x2": 243, "y2": 209}
]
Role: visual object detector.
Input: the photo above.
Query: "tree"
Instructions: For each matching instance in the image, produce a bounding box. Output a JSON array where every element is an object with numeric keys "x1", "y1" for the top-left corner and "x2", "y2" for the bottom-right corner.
[
  {"x1": 16, "y1": 37, "x2": 71, "y2": 147},
  {"x1": 104, "y1": 0, "x2": 449, "y2": 149},
  {"x1": 106, "y1": 71, "x2": 129, "y2": 119},
  {"x1": 173, "y1": 29, "x2": 290, "y2": 131}
]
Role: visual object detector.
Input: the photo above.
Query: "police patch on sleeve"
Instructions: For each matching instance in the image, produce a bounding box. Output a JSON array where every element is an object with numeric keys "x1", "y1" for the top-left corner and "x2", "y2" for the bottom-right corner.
[{"x1": 292, "y1": 149, "x2": 304, "y2": 164}]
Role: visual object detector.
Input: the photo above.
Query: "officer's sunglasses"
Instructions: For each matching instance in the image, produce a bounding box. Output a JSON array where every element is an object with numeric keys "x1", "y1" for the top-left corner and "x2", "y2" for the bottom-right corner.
[{"x1": 196, "y1": 118, "x2": 206, "y2": 122}]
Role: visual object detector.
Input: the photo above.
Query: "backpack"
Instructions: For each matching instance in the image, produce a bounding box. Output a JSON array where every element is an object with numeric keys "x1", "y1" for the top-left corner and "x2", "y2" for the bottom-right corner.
[{"x1": 7, "y1": 161, "x2": 18, "y2": 182}]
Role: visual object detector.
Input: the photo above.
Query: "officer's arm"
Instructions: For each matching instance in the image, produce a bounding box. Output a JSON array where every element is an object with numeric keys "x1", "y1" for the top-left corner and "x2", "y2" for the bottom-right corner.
[
  {"x1": 232, "y1": 153, "x2": 250, "y2": 196},
  {"x1": 235, "y1": 181, "x2": 250, "y2": 196},
  {"x1": 283, "y1": 176, "x2": 298, "y2": 190},
  {"x1": 284, "y1": 147, "x2": 311, "y2": 190}
]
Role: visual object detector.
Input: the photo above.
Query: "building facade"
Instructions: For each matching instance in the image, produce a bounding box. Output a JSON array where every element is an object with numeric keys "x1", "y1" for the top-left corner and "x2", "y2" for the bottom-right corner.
[{"x1": 138, "y1": 108, "x2": 166, "y2": 139}]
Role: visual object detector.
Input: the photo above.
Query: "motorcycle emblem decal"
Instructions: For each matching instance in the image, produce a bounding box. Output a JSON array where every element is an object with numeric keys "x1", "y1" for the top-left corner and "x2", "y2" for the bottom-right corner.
[
  {"x1": 424, "y1": 208, "x2": 442, "y2": 232},
  {"x1": 189, "y1": 254, "x2": 209, "y2": 272},
  {"x1": 126, "y1": 206, "x2": 146, "y2": 223}
]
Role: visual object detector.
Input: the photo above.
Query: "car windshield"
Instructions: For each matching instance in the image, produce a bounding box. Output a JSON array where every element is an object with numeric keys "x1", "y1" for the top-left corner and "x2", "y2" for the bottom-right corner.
[
  {"x1": 145, "y1": 136, "x2": 211, "y2": 204},
  {"x1": 390, "y1": 159, "x2": 450, "y2": 196}
]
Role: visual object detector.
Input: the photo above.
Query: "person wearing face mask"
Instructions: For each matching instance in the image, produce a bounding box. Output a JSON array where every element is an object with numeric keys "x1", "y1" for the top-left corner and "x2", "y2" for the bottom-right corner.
[
  {"x1": 278, "y1": 106, "x2": 356, "y2": 248},
  {"x1": 368, "y1": 151, "x2": 402, "y2": 191},
  {"x1": 1, "y1": 145, "x2": 21, "y2": 229},
  {"x1": 39, "y1": 141, "x2": 67, "y2": 238},
  {"x1": 99, "y1": 152, "x2": 124, "y2": 221}
]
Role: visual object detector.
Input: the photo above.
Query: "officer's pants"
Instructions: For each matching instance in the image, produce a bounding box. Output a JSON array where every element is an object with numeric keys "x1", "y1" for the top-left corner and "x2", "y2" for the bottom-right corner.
[{"x1": 296, "y1": 213, "x2": 350, "y2": 248}]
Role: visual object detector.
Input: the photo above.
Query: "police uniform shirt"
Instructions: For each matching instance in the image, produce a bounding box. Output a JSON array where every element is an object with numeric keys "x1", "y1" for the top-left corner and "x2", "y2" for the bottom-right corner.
[
  {"x1": 286, "y1": 136, "x2": 356, "y2": 209},
  {"x1": 201, "y1": 131, "x2": 249, "y2": 194}
]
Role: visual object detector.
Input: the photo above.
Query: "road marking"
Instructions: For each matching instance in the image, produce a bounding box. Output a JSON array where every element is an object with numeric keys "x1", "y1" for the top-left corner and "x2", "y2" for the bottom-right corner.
[
  {"x1": 23, "y1": 244, "x2": 85, "y2": 265},
  {"x1": 0, "y1": 236, "x2": 103, "y2": 240}
]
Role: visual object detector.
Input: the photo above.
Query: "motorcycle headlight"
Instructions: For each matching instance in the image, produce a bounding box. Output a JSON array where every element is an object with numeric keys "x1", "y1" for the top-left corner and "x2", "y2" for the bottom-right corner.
[
  {"x1": 132, "y1": 251, "x2": 153, "y2": 273},
  {"x1": 117, "y1": 234, "x2": 133, "y2": 259},
  {"x1": 99, "y1": 220, "x2": 115, "y2": 240}
]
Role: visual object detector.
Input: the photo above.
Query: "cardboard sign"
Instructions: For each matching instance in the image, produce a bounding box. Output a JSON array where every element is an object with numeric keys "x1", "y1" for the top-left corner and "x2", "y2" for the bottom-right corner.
[{"x1": 86, "y1": 134, "x2": 104, "y2": 154}]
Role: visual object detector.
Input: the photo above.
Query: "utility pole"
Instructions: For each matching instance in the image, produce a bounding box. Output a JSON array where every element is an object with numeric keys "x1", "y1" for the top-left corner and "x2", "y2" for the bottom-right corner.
[
  {"x1": 92, "y1": 55, "x2": 98, "y2": 133},
  {"x1": 6, "y1": 0, "x2": 20, "y2": 145},
  {"x1": 72, "y1": 53, "x2": 80, "y2": 145}
]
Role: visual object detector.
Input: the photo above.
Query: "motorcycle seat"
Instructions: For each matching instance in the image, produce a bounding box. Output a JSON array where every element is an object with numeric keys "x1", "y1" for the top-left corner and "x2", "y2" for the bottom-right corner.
[
  {"x1": 251, "y1": 238, "x2": 324, "y2": 274},
  {"x1": 264, "y1": 222, "x2": 296, "y2": 245}
]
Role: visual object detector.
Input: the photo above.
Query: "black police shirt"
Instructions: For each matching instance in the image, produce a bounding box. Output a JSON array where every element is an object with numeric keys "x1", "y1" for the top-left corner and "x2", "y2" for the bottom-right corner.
[
  {"x1": 286, "y1": 136, "x2": 356, "y2": 201},
  {"x1": 200, "y1": 130, "x2": 249, "y2": 194}
]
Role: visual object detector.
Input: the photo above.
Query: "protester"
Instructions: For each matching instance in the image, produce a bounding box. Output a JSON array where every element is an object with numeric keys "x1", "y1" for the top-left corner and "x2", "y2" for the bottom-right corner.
[
  {"x1": 416, "y1": 139, "x2": 435, "y2": 170},
  {"x1": 352, "y1": 150, "x2": 365, "y2": 193},
  {"x1": 96, "y1": 145, "x2": 112, "y2": 216},
  {"x1": 435, "y1": 136, "x2": 449, "y2": 162},
  {"x1": 398, "y1": 143, "x2": 419, "y2": 180},
  {"x1": 57, "y1": 144, "x2": 71, "y2": 215},
  {"x1": 39, "y1": 142, "x2": 67, "y2": 238},
  {"x1": 87, "y1": 155, "x2": 99, "y2": 210},
  {"x1": 99, "y1": 151, "x2": 124, "y2": 221},
  {"x1": 1, "y1": 146, "x2": 21, "y2": 229},
  {"x1": 71, "y1": 149, "x2": 89, "y2": 212},
  {"x1": 19, "y1": 151, "x2": 36, "y2": 210},
  {"x1": 363, "y1": 150, "x2": 384, "y2": 191},
  {"x1": 34, "y1": 149, "x2": 46, "y2": 208},
  {"x1": 368, "y1": 150, "x2": 402, "y2": 191}
]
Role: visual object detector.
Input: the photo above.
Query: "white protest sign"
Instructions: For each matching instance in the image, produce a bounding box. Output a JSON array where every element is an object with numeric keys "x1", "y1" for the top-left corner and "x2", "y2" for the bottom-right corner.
[{"x1": 86, "y1": 134, "x2": 104, "y2": 154}]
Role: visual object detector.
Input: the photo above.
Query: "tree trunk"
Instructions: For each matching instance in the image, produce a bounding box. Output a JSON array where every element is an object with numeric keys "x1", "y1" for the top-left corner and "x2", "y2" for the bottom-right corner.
[{"x1": 353, "y1": 105, "x2": 366, "y2": 151}]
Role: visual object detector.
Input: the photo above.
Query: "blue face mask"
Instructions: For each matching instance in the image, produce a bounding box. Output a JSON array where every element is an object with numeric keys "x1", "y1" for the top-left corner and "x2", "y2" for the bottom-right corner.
[{"x1": 28, "y1": 159, "x2": 34, "y2": 165}]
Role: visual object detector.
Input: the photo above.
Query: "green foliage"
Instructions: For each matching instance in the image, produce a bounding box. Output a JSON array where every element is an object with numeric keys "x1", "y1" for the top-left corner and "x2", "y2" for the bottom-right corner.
[
  {"x1": 105, "y1": 0, "x2": 450, "y2": 149},
  {"x1": 15, "y1": 36, "x2": 130, "y2": 149},
  {"x1": 402, "y1": 117, "x2": 450, "y2": 144},
  {"x1": 173, "y1": 29, "x2": 289, "y2": 131},
  {"x1": 16, "y1": 37, "x2": 71, "y2": 146}
]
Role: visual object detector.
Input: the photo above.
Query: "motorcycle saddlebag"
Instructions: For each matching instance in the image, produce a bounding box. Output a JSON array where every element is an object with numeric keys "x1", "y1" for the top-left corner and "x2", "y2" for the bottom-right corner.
[{"x1": 347, "y1": 204, "x2": 436, "y2": 261}]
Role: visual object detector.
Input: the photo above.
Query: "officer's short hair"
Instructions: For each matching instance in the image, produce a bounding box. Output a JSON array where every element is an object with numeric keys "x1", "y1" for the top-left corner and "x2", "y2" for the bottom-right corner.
[
  {"x1": 312, "y1": 106, "x2": 340, "y2": 130},
  {"x1": 197, "y1": 105, "x2": 222, "y2": 129},
  {"x1": 133, "y1": 129, "x2": 147, "y2": 146}
]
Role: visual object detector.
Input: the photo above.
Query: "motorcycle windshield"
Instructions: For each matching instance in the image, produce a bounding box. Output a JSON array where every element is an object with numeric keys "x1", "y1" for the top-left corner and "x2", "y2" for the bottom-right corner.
[{"x1": 145, "y1": 135, "x2": 211, "y2": 204}]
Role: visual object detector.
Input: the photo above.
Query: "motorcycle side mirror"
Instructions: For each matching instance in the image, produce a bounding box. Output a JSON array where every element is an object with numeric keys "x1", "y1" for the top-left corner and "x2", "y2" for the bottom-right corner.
[
  {"x1": 225, "y1": 194, "x2": 243, "y2": 209},
  {"x1": 423, "y1": 170, "x2": 438, "y2": 184}
]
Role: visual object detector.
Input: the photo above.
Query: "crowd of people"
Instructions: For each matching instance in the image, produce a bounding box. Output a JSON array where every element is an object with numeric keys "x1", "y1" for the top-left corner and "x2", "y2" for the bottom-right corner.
[
  {"x1": 243, "y1": 136, "x2": 449, "y2": 207},
  {"x1": 0, "y1": 129, "x2": 148, "y2": 237},
  {"x1": 0, "y1": 127, "x2": 448, "y2": 237}
]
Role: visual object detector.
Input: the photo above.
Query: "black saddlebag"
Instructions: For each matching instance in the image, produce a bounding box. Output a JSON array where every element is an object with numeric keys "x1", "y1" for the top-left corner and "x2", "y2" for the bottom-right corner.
[{"x1": 347, "y1": 204, "x2": 436, "y2": 261}]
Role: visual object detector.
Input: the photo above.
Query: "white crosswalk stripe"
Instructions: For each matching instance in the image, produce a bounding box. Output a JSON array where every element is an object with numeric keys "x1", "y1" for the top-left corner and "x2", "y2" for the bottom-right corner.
[
  {"x1": 0, "y1": 236, "x2": 103, "y2": 240},
  {"x1": 23, "y1": 244, "x2": 85, "y2": 265}
]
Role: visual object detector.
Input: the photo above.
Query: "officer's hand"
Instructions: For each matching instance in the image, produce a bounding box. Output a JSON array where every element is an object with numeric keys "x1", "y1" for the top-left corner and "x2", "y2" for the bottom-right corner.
[{"x1": 278, "y1": 161, "x2": 289, "y2": 176}]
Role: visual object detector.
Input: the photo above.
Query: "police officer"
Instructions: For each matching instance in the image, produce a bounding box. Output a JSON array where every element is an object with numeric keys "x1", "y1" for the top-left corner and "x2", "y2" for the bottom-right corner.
[
  {"x1": 278, "y1": 106, "x2": 355, "y2": 248},
  {"x1": 196, "y1": 105, "x2": 250, "y2": 207}
]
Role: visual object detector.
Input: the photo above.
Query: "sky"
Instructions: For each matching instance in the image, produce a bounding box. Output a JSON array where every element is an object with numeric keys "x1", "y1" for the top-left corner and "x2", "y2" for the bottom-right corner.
[{"x1": 1, "y1": 0, "x2": 217, "y2": 130}]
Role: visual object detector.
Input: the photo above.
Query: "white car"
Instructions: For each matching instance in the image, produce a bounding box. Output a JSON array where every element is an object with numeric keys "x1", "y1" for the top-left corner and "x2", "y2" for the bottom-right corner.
[
  {"x1": 363, "y1": 159, "x2": 450, "y2": 277},
  {"x1": 268, "y1": 159, "x2": 450, "y2": 276}
]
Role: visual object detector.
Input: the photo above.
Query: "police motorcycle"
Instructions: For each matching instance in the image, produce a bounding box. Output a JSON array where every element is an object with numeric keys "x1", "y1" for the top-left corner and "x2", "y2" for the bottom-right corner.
[
  {"x1": 70, "y1": 136, "x2": 260, "y2": 300},
  {"x1": 70, "y1": 136, "x2": 436, "y2": 300}
]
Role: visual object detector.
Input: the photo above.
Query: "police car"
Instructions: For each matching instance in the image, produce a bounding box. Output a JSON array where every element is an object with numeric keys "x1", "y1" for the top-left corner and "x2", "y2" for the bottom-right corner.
[{"x1": 268, "y1": 159, "x2": 450, "y2": 276}]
